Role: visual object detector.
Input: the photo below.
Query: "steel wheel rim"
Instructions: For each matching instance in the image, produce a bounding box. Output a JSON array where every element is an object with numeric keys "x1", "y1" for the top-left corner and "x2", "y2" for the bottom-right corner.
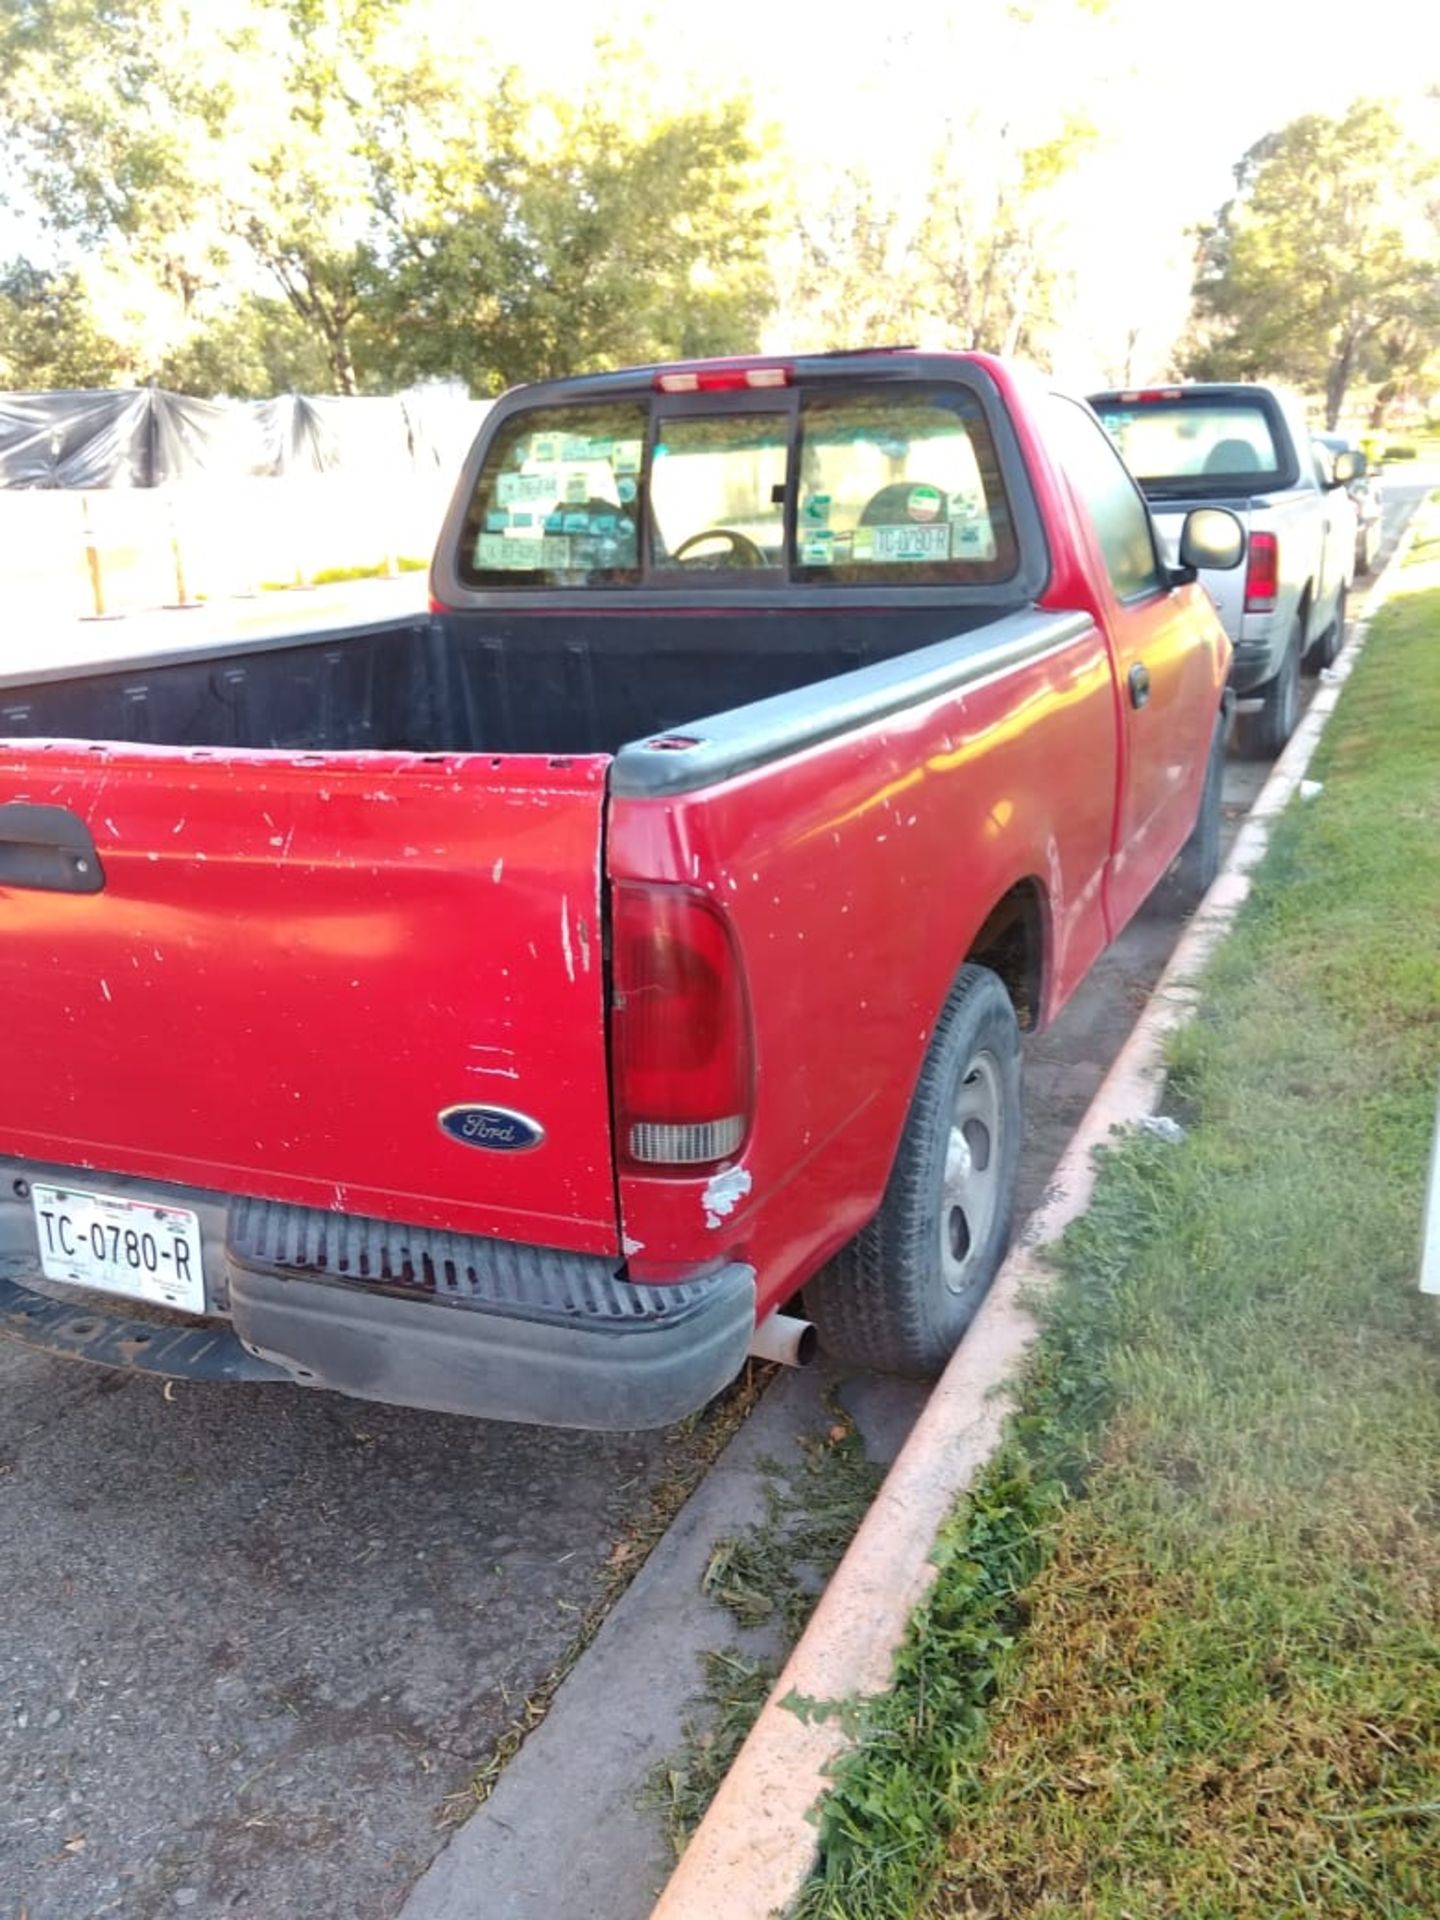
[{"x1": 939, "y1": 1051, "x2": 1003, "y2": 1295}]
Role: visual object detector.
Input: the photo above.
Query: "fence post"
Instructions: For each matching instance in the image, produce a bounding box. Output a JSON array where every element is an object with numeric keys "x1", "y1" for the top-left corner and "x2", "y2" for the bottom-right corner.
[
  {"x1": 78, "y1": 494, "x2": 119, "y2": 621},
  {"x1": 163, "y1": 489, "x2": 201, "y2": 609}
]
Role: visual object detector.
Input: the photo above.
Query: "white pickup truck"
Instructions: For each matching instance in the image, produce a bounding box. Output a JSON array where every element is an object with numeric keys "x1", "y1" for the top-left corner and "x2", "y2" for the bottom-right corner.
[{"x1": 1089, "y1": 383, "x2": 1359, "y2": 755}]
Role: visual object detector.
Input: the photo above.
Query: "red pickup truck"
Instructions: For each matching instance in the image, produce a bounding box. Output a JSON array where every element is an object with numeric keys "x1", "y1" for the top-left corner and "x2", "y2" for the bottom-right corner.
[{"x1": 0, "y1": 352, "x2": 1241, "y2": 1429}]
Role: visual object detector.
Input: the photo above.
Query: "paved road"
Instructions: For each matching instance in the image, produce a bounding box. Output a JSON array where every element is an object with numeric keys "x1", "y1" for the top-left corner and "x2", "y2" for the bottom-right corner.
[{"x1": 0, "y1": 477, "x2": 1428, "y2": 1920}]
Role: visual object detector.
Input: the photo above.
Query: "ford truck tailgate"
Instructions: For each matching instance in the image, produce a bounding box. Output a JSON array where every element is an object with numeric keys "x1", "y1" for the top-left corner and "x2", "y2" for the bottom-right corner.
[{"x1": 0, "y1": 744, "x2": 618, "y2": 1253}]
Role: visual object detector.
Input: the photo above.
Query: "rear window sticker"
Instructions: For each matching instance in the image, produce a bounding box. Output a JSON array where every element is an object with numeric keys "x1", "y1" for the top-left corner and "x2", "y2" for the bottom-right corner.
[
  {"x1": 801, "y1": 493, "x2": 831, "y2": 529},
  {"x1": 616, "y1": 475, "x2": 638, "y2": 504},
  {"x1": 800, "y1": 529, "x2": 835, "y2": 565},
  {"x1": 543, "y1": 511, "x2": 566, "y2": 533},
  {"x1": 497, "y1": 471, "x2": 554, "y2": 506},
  {"x1": 531, "y1": 434, "x2": 559, "y2": 464},
  {"x1": 616, "y1": 514, "x2": 635, "y2": 538},
  {"x1": 474, "y1": 533, "x2": 573, "y2": 570},
  {"x1": 484, "y1": 510, "x2": 510, "y2": 533},
  {"x1": 562, "y1": 510, "x2": 591, "y2": 534},
  {"x1": 590, "y1": 511, "x2": 618, "y2": 536},
  {"x1": 612, "y1": 440, "x2": 642, "y2": 475},
  {"x1": 474, "y1": 533, "x2": 533, "y2": 567},
  {"x1": 564, "y1": 472, "x2": 590, "y2": 505},
  {"x1": 906, "y1": 484, "x2": 944, "y2": 523},
  {"x1": 952, "y1": 520, "x2": 997, "y2": 559}
]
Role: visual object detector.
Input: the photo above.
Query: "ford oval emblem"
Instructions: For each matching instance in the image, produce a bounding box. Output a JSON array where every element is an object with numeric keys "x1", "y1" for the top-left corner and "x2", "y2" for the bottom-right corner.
[{"x1": 438, "y1": 1105, "x2": 546, "y2": 1153}]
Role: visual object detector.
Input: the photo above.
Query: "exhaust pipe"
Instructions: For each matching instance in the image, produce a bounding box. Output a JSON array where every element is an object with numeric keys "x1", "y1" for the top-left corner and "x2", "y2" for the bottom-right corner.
[{"x1": 747, "y1": 1311, "x2": 817, "y2": 1369}]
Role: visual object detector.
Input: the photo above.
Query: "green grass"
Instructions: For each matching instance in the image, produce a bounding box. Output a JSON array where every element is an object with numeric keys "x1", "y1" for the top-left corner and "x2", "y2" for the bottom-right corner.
[
  {"x1": 792, "y1": 504, "x2": 1440, "y2": 1919},
  {"x1": 259, "y1": 555, "x2": 428, "y2": 589}
]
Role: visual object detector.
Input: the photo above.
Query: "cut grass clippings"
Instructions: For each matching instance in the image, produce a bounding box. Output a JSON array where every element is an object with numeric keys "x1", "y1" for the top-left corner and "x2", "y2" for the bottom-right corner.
[
  {"x1": 645, "y1": 1417, "x2": 884, "y2": 1856},
  {"x1": 793, "y1": 504, "x2": 1440, "y2": 1920}
]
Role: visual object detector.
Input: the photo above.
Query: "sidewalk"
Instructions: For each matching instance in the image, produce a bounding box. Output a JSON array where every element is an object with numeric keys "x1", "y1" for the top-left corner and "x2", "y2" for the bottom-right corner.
[{"x1": 777, "y1": 499, "x2": 1440, "y2": 1918}]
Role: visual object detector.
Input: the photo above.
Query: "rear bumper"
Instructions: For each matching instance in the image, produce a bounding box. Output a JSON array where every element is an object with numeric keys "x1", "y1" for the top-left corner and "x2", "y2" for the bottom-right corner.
[
  {"x1": 224, "y1": 1261, "x2": 755, "y2": 1430},
  {"x1": 1228, "y1": 633, "x2": 1283, "y2": 695},
  {"x1": 0, "y1": 1163, "x2": 755, "y2": 1431}
]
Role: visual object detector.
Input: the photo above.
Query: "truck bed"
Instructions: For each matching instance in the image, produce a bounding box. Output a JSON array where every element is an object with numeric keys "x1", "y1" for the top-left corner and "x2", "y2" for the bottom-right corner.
[{"x1": 1, "y1": 604, "x2": 1015, "y2": 758}]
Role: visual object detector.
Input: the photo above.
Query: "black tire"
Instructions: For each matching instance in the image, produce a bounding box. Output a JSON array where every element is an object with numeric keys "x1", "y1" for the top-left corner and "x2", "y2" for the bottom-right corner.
[
  {"x1": 1159, "y1": 712, "x2": 1225, "y2": 912},
  {"x1": 1238, "y1": 617, "x2": 1301, "y2": 758},
  {"x1": 807, "y1": 965, "x2": 1022, "y2": 1376},
  {"x1": 1305, "y1": 585, "x2": 1347, "y2": 673}
]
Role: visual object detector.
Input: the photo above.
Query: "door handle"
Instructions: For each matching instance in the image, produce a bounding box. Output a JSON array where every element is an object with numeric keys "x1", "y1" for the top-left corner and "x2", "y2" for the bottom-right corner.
[
  {"x1": 0, "y1": 803, "x2": 105, "y2": 894},
  {"x1": 1128, "y1": 663, "x2": 1151, "y2": 710}
]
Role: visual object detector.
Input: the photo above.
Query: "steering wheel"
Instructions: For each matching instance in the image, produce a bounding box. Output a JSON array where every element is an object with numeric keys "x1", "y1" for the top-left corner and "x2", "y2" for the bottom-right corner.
[{"x1": 672, "y1": 528, "x2": 768, "y2": 570}]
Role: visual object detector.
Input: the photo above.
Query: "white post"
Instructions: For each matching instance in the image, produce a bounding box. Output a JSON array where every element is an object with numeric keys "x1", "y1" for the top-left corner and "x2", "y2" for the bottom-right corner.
[{"x1": 1422, "y1": 1076, "x2": 1440, "y2": 1296}]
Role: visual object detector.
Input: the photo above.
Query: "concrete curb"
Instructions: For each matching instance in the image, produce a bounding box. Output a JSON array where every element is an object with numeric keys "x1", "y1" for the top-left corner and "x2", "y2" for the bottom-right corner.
[{"x1": 648, "y1": 522, "x2": 1423, "y2": 1920}]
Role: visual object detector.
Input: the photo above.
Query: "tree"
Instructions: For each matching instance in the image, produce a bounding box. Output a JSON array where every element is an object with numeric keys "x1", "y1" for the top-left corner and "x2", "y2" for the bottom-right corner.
[
  {"x1": 0, "y1": 260, "x2": 130, "y2": 388},
  {"x1": 770, "y1": 111, "x2": 1095, "y2": 368},
  {"x1": 917, "y1": 112, "x2": 1097, "y2": 364},
  {"x1": 153, "y1": 296, "x2": 335, "y2": 397},
  {"x1": 0, "y1": 3, "x2": 775, "y2": 395},
  {"x1": 774, "y1": 172, "x2": 924, "y2": 352},
  {"x1": 1184, "y1": 101, "x2": 1440, "y2": 428},
  {"x1": 0, "y1": 0, "x2": 405, "y2": 393},
  {"x1": 363, "y1": 84, "x2": 772, "y2": 392}
]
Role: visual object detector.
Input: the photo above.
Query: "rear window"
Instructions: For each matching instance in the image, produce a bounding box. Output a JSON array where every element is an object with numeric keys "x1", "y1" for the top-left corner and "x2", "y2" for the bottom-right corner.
[
  {"x1": 1092, "y1": 398, "x2": 1286, "y2": 494},
  {"x1": 793, "y1": 387, "x2": 1016, "y2": 585},
  {"x1": 457, "y1": 381, "x2": 1018, "y2": 590},
  {"x1": 459, "y1": 401, "x2": 648, "y2": 588},
  {"x1": 650, "y1": 411, "x2": 789, "y2": 572}
]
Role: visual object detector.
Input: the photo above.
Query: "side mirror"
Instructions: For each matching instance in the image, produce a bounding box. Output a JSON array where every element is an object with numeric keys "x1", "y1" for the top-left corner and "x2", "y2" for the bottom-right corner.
[
  {"x1": 1176, "y1": 506, "x2": 1245, "y2": 575},
  {"x1": 1333, "y1": 449, "x2": 1365, "y2": 484}
]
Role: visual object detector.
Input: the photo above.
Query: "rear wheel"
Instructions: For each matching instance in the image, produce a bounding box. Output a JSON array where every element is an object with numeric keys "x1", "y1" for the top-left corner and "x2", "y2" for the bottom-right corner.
[
  {"x1": 1305, "y1": 586, "x2": 1347, "y2": 673},
  {"x1": 1238, "y1": 618, "x2": 1301, "y2": 758},
  {"x1": 807, "y1": 965, "x2": 1022, "y2": 1376}
]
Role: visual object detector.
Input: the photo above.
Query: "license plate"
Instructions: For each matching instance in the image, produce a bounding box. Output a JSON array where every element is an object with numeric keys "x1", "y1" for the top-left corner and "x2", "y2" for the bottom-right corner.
[
  {"x1": 31, "y1": 1184, "x2": 206, "y2": 1315},
  {"x1": 870, "y1": 523, "x2": 951, "y2": 562}
]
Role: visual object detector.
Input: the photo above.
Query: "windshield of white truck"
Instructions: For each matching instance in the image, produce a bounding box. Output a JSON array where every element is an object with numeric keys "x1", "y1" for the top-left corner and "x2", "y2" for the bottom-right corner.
[
  {"x1": 457, "y1": 382, "x2": 1018, "y2": 589},
  {"x1": 1093, "y1": 397, "x2": 1287, "y2": 497}
]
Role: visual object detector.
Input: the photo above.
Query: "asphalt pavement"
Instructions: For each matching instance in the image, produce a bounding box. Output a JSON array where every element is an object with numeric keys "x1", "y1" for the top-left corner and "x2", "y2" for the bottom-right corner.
[{"x1": 0, "y1": 475, "x2": 1429, "y2": 1920}]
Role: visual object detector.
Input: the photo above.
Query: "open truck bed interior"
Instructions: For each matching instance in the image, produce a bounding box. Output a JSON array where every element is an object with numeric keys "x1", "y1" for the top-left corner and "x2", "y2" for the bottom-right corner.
[{"x1": 1, "y1": 605, "x2": 1022, "y2": 757}]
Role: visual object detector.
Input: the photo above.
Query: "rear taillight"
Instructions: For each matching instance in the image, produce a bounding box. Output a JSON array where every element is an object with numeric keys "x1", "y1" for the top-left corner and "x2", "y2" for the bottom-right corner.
[
  {"x1": 1244, "y1": 530, "x2": 1278, "y2": 612},
  {"x1": 611, "y1": 884, "x2": 753, "y2": 1171}
]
